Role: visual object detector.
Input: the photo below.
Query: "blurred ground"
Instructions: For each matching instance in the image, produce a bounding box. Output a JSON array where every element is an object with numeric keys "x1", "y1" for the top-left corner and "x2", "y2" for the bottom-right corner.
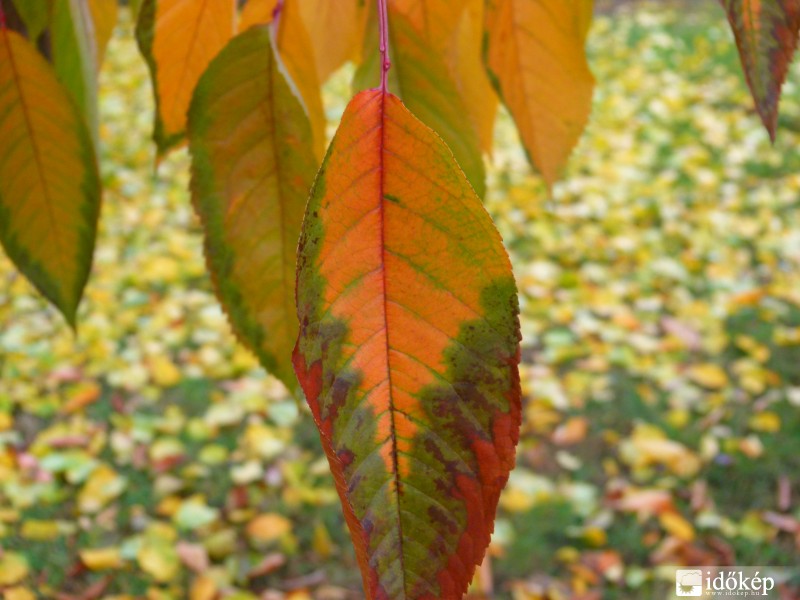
[{"x1": 1, "y1": 3, "x2": 800, "y2": 599}]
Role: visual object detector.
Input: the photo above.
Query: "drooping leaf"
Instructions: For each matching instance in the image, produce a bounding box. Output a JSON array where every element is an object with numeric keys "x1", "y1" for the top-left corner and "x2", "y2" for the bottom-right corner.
[
  {"x1": 188, "y1": 26, "x2": 317, "y2": 391},
  {"x1": 89, "y1": 0, "x2": 118, "y2": 65},
  {"x1": 128, "y1": 0, "x2": 143, "y2": 18},
  {"x1": 720, "y1": 0, "x2": 800, "y2": 140},
  {"x1": 237, "y1": 0, "x2": 277, "y2": 32},
  {"x1": 10, "y1": 0, "x2": 50, "y2": 40},
  {"x1": 485, "y1": 0, "x2": 595, "y2": 186},
  {"x1": 136, "y1": 0, "x2": 236, "y2": 154},
  {"x1": 0, "y1": 28, "x2": 101, "y2": 326},
  {"x1": 275, "y1": 0, "x2": 326, "y2": 158},
  {"x1": 389, "y1": 0, "x2": 466, "y2": 52},
  {"x1": 354, "y1": 10, "x2": 486, "y2": 197},
  {"x1": 51, "y1": 0, "x2": 100, "y2": 139},
  {"x1": 237, "y1": 0, "x2": 327, "y2": 158},
  {"x1": 447, "y1": 0, "x2": 498, "y2": 154},
  {"x1": 298, "y1": 0, "x2": 368, "y2": 82},
  {"x1": 294, "y1": 89, "x2": 521, "y2": 599}
]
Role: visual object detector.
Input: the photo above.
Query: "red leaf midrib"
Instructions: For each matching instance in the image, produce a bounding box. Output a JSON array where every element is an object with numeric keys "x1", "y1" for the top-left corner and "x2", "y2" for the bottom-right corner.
[{"x1": 376, "y1": 88, "x2": 409, "y2": 599}]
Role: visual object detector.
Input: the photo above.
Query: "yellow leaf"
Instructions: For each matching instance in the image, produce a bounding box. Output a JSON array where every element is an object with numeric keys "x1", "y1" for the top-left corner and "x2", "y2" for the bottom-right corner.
[
  {"x1": 581, "y1": 526, "x2": 608, "y2": 547},
  {"x1": 485, "y1": 0, "x2": 594, "y2": 185},
  {"x1": 749, "y1": 411, "x2": 781, "y2": 433},
  {"x1": 312, "y1": 521, "x2": 333, "y2": 558},
  {"x1": 149, "y1": 355, "x2": 181, "y2": 387},
  {"x1": 20, "y1": 520, "x2": 60, "y2": 541},
  {"x1": 138, "y1": 543, "x2": 180, "y2": 582},
  {"x1": 688, "y1": 363, "x2": 728, "y2": 389},
  {"x1": 0, "y1": 552, "x2": 29, "y2": 585},
  {"x1": 0, "y1": 28, "x2": 101, "y2": 326},
  {"x1": 136, "y1": 0, "x2": 236, "y2": 153},
  {"x1": 89, "y1": 0, "x2": 118, "y2": 65},
  {"x1": 4, "y1": 587, "x2": 36, "y2": 600},
  {"x1": 659, "y1": 512, "x2": 695, "y2": 541},
  {"x1": 246, "y1": 513, "x2": 291, "y2": 543},
  {"x1": 80, "y1": 547, "x2": 124, "y2": 570},
  {"x1": 620, "y1": 425, "x2": 701, "y2": 477},
  {"x1": 78, "y1": 464, "x2": 127, "y2": 513},
  {"x1": 189, "y1": 575, "x2": 218, "y2": 600}
]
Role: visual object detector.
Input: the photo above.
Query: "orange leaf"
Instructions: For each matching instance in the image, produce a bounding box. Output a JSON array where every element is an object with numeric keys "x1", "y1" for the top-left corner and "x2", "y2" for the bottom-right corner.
[
  {"x1": 294, "y1": 89, "x2": 521, "y2": 599},
  {"x1": 0, "y1": 27, "x2": 100, "y2": 326},
  {"x1": 485, "y1": 0, "x2": 594, "y2": 185},
  {"x1": 298, "y1": 0, "x2": 368, "y2": 82},
  {"x1": 136, "y1": 0, "x2": 236, "y2": 154},
  {"x1": 237, "y1": 0, "x2": 277, "y2": 32}
]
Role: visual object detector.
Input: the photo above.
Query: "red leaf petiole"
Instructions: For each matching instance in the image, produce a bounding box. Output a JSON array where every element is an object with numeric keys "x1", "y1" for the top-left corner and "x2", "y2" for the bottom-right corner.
[{"x1": 377, "y1": 0, "x2": 391, "y2": 92}]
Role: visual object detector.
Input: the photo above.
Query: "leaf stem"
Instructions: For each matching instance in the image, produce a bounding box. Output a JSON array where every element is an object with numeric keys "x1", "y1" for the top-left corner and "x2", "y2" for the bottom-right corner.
[
  {"x1": 0, "y1": 1, "x2": 7, "y2": 30},
  {"x1": 272, "y1": 0, "x2": 285, "y2": 36},
  {"x1": 377, "y1": 0, "x2": 391, "y2": 92}
]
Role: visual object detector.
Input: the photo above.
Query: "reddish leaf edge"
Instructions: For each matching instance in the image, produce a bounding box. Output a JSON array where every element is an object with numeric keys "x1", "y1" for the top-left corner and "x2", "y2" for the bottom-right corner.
[{"x1": 292, "y1": 88, "x2": 522, "y2": 600}]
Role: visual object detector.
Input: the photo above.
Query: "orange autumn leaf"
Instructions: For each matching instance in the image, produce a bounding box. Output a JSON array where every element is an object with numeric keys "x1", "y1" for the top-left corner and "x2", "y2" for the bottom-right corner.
[
  {"x1": 299, "y1": 0, "x2": 369, "y2": 82},
  {"x1": 485, "y1": 0, "x2": 595, "y2": 185},
  {"x1": 294, "y1": 89, "x2": 521, "y2": 599},
  {"x1": 237, "y1": 0, "x2": 277, "y2": 32},
  {"x1": 136, "y1": 0, "x2": 236, "y2": 154}
]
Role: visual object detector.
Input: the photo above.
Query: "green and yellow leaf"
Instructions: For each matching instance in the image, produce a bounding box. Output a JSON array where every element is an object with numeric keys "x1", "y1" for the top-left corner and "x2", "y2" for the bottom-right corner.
[
  {"x1": 51, "y1": 0, "x2": 100, "y2": 139},
  {"x1": 0, "y1": 27, "x2": 100, "y2": 326},
  {"x1": 720, "y1": 0, "x2": 800, "y2": 140},
  {"x1": 389, "y1": 0, "x2": 466, "y2": 53},
  {"x1": 136, "y1": 0, "x2": 236, "y2": 154},
  {"x1": 188, "y1": 26, "x2": 317, "y2": 390},
  {"x1": 236, "y1": 0, "x2": 327, "y2": 158},
  {"x1": 10, "y1": 0, "x2": 50, "y2": 40},
  {"x1": 354, "y1": 10, "x2": 486, "y2": 197},
  {"x1": 485, "y1": 0, "x2": 595, "y2": 186},
  {"x1": 89, "y1": 0, "x2": 118, "y2": 65},
  {"x1": 294, "y1": 89, "x2": 521, "y2": 599},
  {"x1": 447, "y1": 0, "x2": 498, "y2": 154},
  {"x1": 275, "y1": 0, "x2": 326, "y2": 158}
]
